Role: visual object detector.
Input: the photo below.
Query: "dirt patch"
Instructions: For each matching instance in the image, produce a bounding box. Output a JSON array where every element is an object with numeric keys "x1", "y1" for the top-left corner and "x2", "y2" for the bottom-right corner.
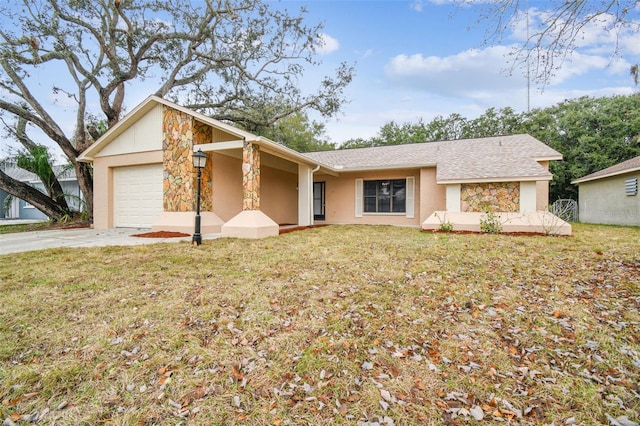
[{"x1": 131, "y1": 231, "x2": 191, "y2": 238}]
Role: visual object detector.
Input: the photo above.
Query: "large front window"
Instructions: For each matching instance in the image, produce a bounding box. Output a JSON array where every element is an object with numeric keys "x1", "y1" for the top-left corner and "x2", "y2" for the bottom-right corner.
[{"x1": 363, "y1": 179, "x2": 406, "y2": 213}]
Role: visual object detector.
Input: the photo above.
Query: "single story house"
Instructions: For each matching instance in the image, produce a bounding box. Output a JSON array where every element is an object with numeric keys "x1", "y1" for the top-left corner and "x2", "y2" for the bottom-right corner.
[
  {"x1": 0, "y1": 160, "x2": 82, "y2": 220},
  {"x1": 572, "y1": 156, "x2": 640, "y2": 226},
  {"x1": 78, "y1": 95, "x2": 571, "y2": 238}
]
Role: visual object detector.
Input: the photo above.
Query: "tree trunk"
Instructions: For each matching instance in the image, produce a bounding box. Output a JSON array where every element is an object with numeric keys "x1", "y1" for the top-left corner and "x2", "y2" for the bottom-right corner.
[
  {"x1": 75, "y1": 162, "x2": 94, "y2": 221},
  {"x1": 0, "y1": 169, "x2": 71, "y2": 221}
]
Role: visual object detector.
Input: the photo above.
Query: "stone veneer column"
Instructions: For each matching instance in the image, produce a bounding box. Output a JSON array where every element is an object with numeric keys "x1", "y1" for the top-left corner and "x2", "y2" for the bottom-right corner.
[
  {"x1": 193, "y1": 120, "x2": 212, "y2": 212},
  {"x1": 153, "y1": 106, "x2": 223, "y2": 234},
  {"x1": 242, "y1": 139, "x2": 261, "y2": 210},
  {"x1": 162, "y1": 107, "x2": 212, "y2": 212}
]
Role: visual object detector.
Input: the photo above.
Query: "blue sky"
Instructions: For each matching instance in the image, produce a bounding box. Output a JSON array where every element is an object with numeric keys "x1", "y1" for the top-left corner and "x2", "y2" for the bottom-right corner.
[
  {"x1": 265, "y1": 0, "x2": 640, "y2": 143},
  {"x1": 1, "y1": 0, "x2": 639, "y2": 158}
]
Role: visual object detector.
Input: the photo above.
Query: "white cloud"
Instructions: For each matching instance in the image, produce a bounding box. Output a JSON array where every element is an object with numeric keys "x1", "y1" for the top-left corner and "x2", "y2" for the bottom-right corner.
[
  {"x1": 509, "y1": 8, "x2": 639, "y2": 72},
  {"x1": 315, "y1": 33, "x2": 340, "y2": 55},
  {"x1": 411, "y1": 1, "x2": 423, "y2": 12},
  {"x1": 384, "y1": 46, "x2": 526, "y2": 98}
]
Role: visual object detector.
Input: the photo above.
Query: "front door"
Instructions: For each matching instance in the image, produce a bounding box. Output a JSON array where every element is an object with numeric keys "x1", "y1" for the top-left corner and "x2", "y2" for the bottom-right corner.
[{"x1": 313, "y1": 181, "x2": 325, "y2": 220}]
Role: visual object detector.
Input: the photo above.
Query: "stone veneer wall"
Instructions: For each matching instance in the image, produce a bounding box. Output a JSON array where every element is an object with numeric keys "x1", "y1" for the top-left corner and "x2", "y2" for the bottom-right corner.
[
  {"x1": 460, "y1": 182, "x2": 520, "y2": 212},
  {"x1": 242, "y1": 141, "x2": 260, "y2": 210},
  {"x1": 162, "y1": 106, "x2": 213, "y2": 212}
]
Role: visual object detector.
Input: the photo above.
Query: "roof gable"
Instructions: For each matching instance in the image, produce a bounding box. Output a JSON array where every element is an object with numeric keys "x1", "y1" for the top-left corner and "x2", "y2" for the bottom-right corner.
[{"x1": 78, "y1": 95, "x2": 256, "y2": 162}]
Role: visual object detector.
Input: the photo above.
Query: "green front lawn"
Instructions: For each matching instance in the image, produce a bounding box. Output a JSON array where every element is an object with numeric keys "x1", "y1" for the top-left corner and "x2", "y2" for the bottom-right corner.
[{"x1": 0, "y1": 224, "x2": 638, "y2": 424}]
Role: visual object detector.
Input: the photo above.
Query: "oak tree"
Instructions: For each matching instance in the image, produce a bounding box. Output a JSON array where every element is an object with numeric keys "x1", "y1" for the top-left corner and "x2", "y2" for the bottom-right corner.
[{"x1": 0, "y1": 0, "x2": 353, "y2": 221}]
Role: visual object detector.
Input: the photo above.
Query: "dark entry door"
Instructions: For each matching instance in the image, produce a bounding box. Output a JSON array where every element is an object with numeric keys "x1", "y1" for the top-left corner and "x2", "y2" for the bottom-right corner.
[{"x1": 313, "y1": 182, "x2": 325, "y2": 220}]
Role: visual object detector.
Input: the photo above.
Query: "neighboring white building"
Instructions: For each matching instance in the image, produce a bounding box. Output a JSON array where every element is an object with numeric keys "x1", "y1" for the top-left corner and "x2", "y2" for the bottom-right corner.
[{"x1": 572, "y1": 156, "x2": 640, "y2": 226}]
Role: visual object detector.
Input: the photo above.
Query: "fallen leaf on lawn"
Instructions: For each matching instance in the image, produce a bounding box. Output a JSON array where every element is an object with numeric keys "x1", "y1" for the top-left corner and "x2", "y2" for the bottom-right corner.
[
  {"x1": 470, "y1": 405, "x2": 484, "y2": 420},
  {"x1": 232, "y1": 365, "x2": 245, "y2": 381},
  {"x1": 10, "y1": 413, "x2": 24, "y2": 422},
  {"x1": 380, "y1": 389, "x2": 392, "y2": 402}
]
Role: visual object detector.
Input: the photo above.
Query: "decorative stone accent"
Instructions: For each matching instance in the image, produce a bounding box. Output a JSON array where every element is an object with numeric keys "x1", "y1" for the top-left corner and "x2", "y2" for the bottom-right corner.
[
  {"x1": 242, "y1": 140, "x2": 261, "y2": 210},
  {"x1": 193, "y1": 121, "x2": 212, "y2": 212},
  {"x1": 460, "y1": 182, "x2": 520, "y2": 212},
  {"x1": 162, "y1": 107, "x2": 212, "y2": 212}
]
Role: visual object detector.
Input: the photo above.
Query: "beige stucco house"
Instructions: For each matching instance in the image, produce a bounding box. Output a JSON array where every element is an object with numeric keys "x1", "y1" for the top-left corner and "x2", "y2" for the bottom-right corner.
[
  {"x1": 78, "y1": 96, "x2": 571, "y2": 238},
  {"x1": 572, "y1": 156, "x2": 640, "y2": 226}
]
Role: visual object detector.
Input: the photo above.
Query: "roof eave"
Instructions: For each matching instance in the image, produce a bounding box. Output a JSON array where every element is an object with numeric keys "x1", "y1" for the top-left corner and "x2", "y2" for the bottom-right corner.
[
  {"x1": 255, "y1": 137, "x2": 332, "y2": 169},
  {"x1": 318, "y1": 163, "x2": 437, "y2": 173},
  {"x1": 572, "y1": 167, "x2": 640, "y2": 184},
  {"x1": 535, "y1": 155, "x2": 563, "y2": 162},
  {"x1": 438, "y1": 175, "x2": 552, "y2": 185}
]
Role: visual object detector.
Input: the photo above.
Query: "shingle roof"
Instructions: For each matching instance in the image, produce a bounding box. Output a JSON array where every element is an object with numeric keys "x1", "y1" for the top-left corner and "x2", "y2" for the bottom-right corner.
[
  {"x1": 572, "y1": 156, "x2": 640, "y2": 184},
  {"x1": 1, "y1": 164, "x2": 77, "y2": 183},
  {"x1": 304, "y1": 134, "x2": 561, "y2": 182}
]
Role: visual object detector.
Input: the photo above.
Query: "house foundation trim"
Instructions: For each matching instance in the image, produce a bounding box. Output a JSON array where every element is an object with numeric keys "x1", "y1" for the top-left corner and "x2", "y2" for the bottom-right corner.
[
  {"x1": 221, "y1": 210, "x2": 279, "y2": 239},
  {"x1": 152, "y1": 211, "x2": 224, "y2": 234}
]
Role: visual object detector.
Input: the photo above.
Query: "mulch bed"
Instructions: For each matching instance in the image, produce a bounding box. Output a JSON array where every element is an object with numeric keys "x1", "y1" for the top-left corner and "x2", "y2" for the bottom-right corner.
[
  {"x1": 279, "y1": 224, "x2": 327, "y2": 235},
  {"x1": 132, "y1": 226, "x2": 326, "y2": 238},
  {"x1": 131, "y1": 231, "x2": 191, "y2": 238}
]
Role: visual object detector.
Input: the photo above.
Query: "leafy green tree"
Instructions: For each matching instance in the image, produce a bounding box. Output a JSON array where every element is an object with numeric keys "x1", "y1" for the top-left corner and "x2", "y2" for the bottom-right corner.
[
  {"x1": 424, "y1": 113, "x2": 470, "y2": 141},
  {"x1": 466, "y1": 107, "x2": 523, "y2": 138},
  {"x1": 520, "y1": 95, "x2": 640, "y2": 200},
  {"x1": 340, "y1": 137, "x2": 374, "y2": 149},
  {"x1": 252, "y1": 112, "x2": 335, "y2": 153},
  {"x1": 0, "y1": 0, "x2": 353, "y2": 221}
]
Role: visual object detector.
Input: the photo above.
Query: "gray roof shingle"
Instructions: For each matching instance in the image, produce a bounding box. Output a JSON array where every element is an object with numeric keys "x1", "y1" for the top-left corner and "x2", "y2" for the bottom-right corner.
[
  {"x1": 304, "y1": 134, "x2": 560, "y2": 182},
  {"x1": 572, "y1": 155, "x2": 640, "y2": 184}
]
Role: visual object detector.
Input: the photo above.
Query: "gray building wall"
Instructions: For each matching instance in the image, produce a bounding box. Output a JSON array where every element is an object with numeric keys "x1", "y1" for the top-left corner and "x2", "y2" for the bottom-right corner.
[
  {"x1": 18, "y1": 199, "x2": 49, "y2": 220},
  {"x1": 578, "y1": 171, "x2": 639, "y2": 226}
]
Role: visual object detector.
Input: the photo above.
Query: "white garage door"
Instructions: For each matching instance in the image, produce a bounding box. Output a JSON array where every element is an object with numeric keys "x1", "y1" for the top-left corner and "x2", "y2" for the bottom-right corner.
[{"x1": 113, "y1": 164, "x2": 163, "y2": 228}]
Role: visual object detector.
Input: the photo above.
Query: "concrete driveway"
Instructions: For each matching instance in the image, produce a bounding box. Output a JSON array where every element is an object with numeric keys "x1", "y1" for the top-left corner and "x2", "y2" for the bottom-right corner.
[{"x1": 0, "y1": 226, "x2": 220, "y2": 255}]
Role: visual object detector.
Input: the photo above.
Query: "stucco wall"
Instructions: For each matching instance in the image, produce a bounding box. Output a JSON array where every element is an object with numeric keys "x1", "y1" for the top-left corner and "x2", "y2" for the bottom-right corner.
[
  {"x1": 314, "y1": 169, "x2": 422, "y2": 226},
  {"x1": 211, "y1": 153, "x2": 242, "y2": 222},
  {"x1": 578, "y1": 172, "x2": 640, "y2": 226},
  {"x1": 536, "y1": 161, "x2": 551, "y2": 210},
  {"x1": 420, "y1": 167, "x2": 446, "y2": 223},
  {"x1": 261, "y1": 166, "x2": 298, "y2": 225},
  {"x1": 210, "y1": 152, "x2": 298, "y2": 225}
]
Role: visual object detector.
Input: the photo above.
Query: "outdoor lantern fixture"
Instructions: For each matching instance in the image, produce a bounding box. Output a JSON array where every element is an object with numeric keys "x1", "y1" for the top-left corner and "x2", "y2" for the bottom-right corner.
[{"x1": 192, "y1": 148, "x2": 207, "y2": 246}]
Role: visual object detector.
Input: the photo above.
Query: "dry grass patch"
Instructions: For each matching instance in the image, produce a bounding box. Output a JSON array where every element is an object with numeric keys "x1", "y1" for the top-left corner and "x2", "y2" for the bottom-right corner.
[{"x1": 0, "y1": 224, "x2": 639, "y2": 425}]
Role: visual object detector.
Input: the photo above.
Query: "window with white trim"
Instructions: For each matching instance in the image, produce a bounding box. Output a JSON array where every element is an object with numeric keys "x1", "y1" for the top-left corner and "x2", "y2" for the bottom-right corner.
[
  {"x1": 363, "y1": 179, "x2": 406, "y2": 213},
  {"x1": 355, "y1": 177, "x2": 414, "y2": 218}
]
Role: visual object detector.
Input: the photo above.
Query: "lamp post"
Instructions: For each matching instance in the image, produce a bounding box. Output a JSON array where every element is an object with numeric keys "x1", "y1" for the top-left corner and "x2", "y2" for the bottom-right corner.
[{"x1": 192, "y1": 149, "x2": 207, "y2": 246}]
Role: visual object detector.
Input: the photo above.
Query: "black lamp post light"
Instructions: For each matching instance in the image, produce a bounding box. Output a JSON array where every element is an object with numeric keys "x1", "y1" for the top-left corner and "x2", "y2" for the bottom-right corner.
[{"x1": 192, "y1": 148, "x2": 207, "y2": 246}]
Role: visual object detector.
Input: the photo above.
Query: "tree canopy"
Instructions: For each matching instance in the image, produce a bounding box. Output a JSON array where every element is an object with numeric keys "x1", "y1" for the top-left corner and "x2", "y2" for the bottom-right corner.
[
  {"x1": 0, "y1": 0, "x2": 354, "y2": 220},
  {"x1": 250, "y1": 112, "x2": 336, "y2": 153}
]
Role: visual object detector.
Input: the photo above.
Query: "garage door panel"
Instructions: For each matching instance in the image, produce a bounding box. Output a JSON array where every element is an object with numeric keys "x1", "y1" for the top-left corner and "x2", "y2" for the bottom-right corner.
[{"x1": 114, "y1": 164, "x2": 163, "y2": 228}]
